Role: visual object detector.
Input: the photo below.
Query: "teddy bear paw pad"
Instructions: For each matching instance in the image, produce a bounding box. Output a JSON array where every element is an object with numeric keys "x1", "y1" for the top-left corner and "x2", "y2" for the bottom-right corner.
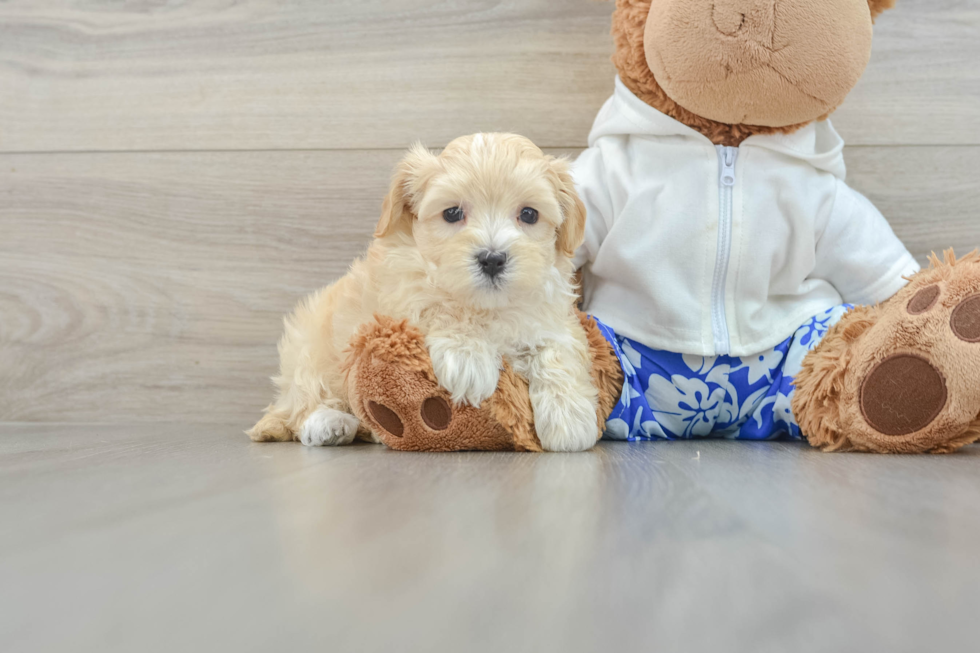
[
  {"x1": 420, "y1": 397, "x2": 452, "y2": 430},
  {"x1": 847, "y1": 252, "x2": 980, "y2": 452},
  {"x1": 368, "y1": 401, "x2": 404, "y2": 438},
  {"x1": 366, "y1": 396, "x2": 454, "y2": 441},
  {"x1": 950, "y1": 294, "x2": 980, "y2": 342},
  {"x1": 906, "y1": 285, "x2": 940, "y2": 314},
  {"x1": 860, "y1": 354, "x2": 947, "y2": 436}
]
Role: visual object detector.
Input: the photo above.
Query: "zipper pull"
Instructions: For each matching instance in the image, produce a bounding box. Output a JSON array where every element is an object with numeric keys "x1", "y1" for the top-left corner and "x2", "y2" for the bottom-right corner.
[{"x1": 720, "y1": 147, "x2": 737, "y2": 187}]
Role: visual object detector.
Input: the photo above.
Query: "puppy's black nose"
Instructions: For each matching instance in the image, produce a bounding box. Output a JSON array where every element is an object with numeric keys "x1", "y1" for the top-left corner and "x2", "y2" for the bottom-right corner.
[{"x1": 477, "y1": 251, "x2": 508, "y2": 279}]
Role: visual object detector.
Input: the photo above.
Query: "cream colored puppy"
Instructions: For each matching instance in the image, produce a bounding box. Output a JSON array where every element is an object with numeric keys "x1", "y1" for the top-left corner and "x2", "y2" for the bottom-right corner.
[{"x1": 248, "y1": 133, "x2": 599, "y2": 452}]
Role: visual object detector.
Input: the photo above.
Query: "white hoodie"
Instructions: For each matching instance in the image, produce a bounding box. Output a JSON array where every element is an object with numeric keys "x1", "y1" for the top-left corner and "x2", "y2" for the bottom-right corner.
[{"x1": 573, "y1": 77, "x2": 919, "y2": 357}]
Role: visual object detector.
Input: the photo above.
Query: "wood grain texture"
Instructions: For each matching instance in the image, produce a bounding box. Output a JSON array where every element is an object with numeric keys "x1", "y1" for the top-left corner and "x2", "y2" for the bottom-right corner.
[
  {"x1": 845, "y1": 146, "x2": 980, "y2": 259},
  {"x1": 2, "y1": 425, "x2": 979, "y2": 653},
  {"x1": 1, "y1": 0, "x2": 978, "y2": 152},
  {"x1": 0, "y1": 0, "x2": 617, "y2": 152},
  {"x1": 0, "y1": 149, "x2": 397, "y2": 425},
  {"x1": 2, "y1": 146, "x2": 978, "y2": 424}
]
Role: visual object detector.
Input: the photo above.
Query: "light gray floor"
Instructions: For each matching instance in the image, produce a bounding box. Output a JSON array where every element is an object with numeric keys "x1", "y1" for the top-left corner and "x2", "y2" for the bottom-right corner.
[{"x1": 2, "y1": 423, "x2": 978, "y2": 653}]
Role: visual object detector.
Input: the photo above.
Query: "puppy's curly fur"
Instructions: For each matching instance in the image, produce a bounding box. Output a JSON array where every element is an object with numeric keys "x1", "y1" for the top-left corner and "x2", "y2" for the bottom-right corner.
[{"x1": 249, "y1": 133, "x2": 603, "y2": 452}]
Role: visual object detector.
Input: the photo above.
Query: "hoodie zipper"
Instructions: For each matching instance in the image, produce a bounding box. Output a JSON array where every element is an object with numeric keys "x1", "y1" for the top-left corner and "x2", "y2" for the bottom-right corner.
[{"x1": 711, "y1": 145, "x2": 738, "y2": 355}]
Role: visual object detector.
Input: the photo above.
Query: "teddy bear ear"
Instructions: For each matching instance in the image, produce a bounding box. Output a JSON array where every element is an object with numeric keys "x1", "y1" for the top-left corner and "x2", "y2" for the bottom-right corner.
[{"x1": 868, "y1": 0, "x2": 897, "y2": 20}]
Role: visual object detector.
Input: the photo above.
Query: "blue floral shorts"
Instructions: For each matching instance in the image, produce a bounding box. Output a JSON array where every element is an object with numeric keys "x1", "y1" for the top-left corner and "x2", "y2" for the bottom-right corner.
[{"x1": 595, "y1": 305, "x2": 853, "y2": 441}]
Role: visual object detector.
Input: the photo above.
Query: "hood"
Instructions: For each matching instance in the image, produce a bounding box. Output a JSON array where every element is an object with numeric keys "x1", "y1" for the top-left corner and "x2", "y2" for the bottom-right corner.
[{"x1": 588, "y1": 77, "x2": 847, "y2": 180}]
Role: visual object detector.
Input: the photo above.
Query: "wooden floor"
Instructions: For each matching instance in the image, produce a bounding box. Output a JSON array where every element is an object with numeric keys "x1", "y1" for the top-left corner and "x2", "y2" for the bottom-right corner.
[{"x1": 2, "y1": 423, "x2": 979, "y2": 653}]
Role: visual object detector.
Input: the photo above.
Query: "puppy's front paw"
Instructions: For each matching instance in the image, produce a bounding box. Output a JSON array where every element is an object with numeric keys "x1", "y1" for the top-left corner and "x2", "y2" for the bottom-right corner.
[
  {"x1": 427, "y1": 337, "x2": 500, "y2": 407},
  {"x1": 299, "y1": 408, "x2": 359, "y2": 447},
  {"x1": 531, "y1": 390, "x2": 599, "y2": 453}
]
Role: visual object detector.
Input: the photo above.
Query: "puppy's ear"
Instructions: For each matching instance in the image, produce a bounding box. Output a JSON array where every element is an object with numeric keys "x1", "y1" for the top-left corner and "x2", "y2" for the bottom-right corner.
[
  {"x1": 375, "y1": 143, "x2": 440, "y2": 239},
  {"x1": 549, "y1": 157, "x2": 587, "y2": 258}
]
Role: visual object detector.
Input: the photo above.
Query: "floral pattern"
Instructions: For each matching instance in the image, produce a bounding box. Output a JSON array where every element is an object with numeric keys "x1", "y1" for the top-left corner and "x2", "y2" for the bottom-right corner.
[{"x1": 597, "y1": 305, "x2": 852, "y2": 441}]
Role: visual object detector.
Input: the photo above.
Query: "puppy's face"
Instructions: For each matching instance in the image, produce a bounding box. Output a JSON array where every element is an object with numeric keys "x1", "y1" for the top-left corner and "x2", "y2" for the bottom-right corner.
[{"x1": 376, "y1": 134, "x2": 586, "y2": 308}]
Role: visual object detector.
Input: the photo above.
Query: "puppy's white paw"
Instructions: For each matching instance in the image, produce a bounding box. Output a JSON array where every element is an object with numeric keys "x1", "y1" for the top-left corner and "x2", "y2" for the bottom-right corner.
[
  {"x1": 299, "y1": 408, "x2": 359, "y2": 447},
  {"x1": 531, "y1": 390, "x2": 599, "y2": 453},
  {"x1": 427, "y1": 337, "x2": 500, "y2": 407}
]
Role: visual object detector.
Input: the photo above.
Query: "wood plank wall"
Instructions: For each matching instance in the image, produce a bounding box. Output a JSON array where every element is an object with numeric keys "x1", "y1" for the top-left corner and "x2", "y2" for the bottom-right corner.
[{"x1": 2, "y1": 0, "x2": 978, "y2": 426}]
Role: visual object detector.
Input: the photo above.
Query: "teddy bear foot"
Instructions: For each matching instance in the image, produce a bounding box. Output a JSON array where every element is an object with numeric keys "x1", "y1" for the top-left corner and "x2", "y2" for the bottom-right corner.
[
  {"x1": 343, "y1": 313, "x2": 624, "y2": 452},
  {"x1": 343, "y1": 316, "x2": 543, "y2": 452},
  {"x1": 794, "y1": 250, "x2": 980, "y2": 453}
]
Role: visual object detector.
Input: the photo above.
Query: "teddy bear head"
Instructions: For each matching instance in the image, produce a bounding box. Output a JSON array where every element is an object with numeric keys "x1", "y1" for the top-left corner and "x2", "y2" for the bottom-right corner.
[{"x1": 610, "y1": 0, "x2": 895, "y2": 145}]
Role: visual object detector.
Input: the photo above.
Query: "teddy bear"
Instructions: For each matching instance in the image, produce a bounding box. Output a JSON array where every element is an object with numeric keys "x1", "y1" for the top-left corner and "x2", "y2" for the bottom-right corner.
[
  {"x1": 343, "y1": 0, "x2": 980, "y2": 453},
  {"x1": 344, "y1": 312, "x2": 624, "y2": 452}
]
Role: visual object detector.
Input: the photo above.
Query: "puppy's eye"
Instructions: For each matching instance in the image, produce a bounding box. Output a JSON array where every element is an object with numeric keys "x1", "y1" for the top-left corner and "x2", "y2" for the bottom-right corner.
[
  {"x1": 443, "y1": 207, "x2": 465, "y2": 224},
  {"x1": 519, "y1": 207, "x2": 539, "y2": 225}
]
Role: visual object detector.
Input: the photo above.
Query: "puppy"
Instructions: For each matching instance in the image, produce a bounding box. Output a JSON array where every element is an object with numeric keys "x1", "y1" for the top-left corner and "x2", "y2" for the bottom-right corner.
[{"x1": 248, "y1": 133, "x2": 600, "y2": 452}]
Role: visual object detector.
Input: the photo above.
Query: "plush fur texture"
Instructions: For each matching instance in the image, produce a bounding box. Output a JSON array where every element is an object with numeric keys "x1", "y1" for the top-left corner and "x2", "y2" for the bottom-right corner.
[
  {"x1": 793, "y1": 251, "x2": 980, "y2": 453},
  {"x1": 642, "y1": 0, "x2": 872, "y2": 127},
  {"x1": 580, "y1": 312, "x2": 627, "y2": 433},
  {"x1": 344, "y1": 313, "x2": 624, "y2": 452},
  {"x1": 343, "y1": 316, "x2": 529, "y2": 451},
  {"x1": 609, "y1": 0, "x2": 894, "y2": 145},
  {"x1": 249, "y1": 133, "x2": 604, "y2": 452}
]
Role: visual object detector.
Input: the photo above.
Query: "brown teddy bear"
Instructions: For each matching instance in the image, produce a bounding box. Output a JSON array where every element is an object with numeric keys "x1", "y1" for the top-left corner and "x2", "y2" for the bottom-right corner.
[
  {"x1": 344, "y1": 0, "x2": 980, "y2": 453},
  {"x1": 345, "y1": 312, "x2": 623, "y2": 452}
]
